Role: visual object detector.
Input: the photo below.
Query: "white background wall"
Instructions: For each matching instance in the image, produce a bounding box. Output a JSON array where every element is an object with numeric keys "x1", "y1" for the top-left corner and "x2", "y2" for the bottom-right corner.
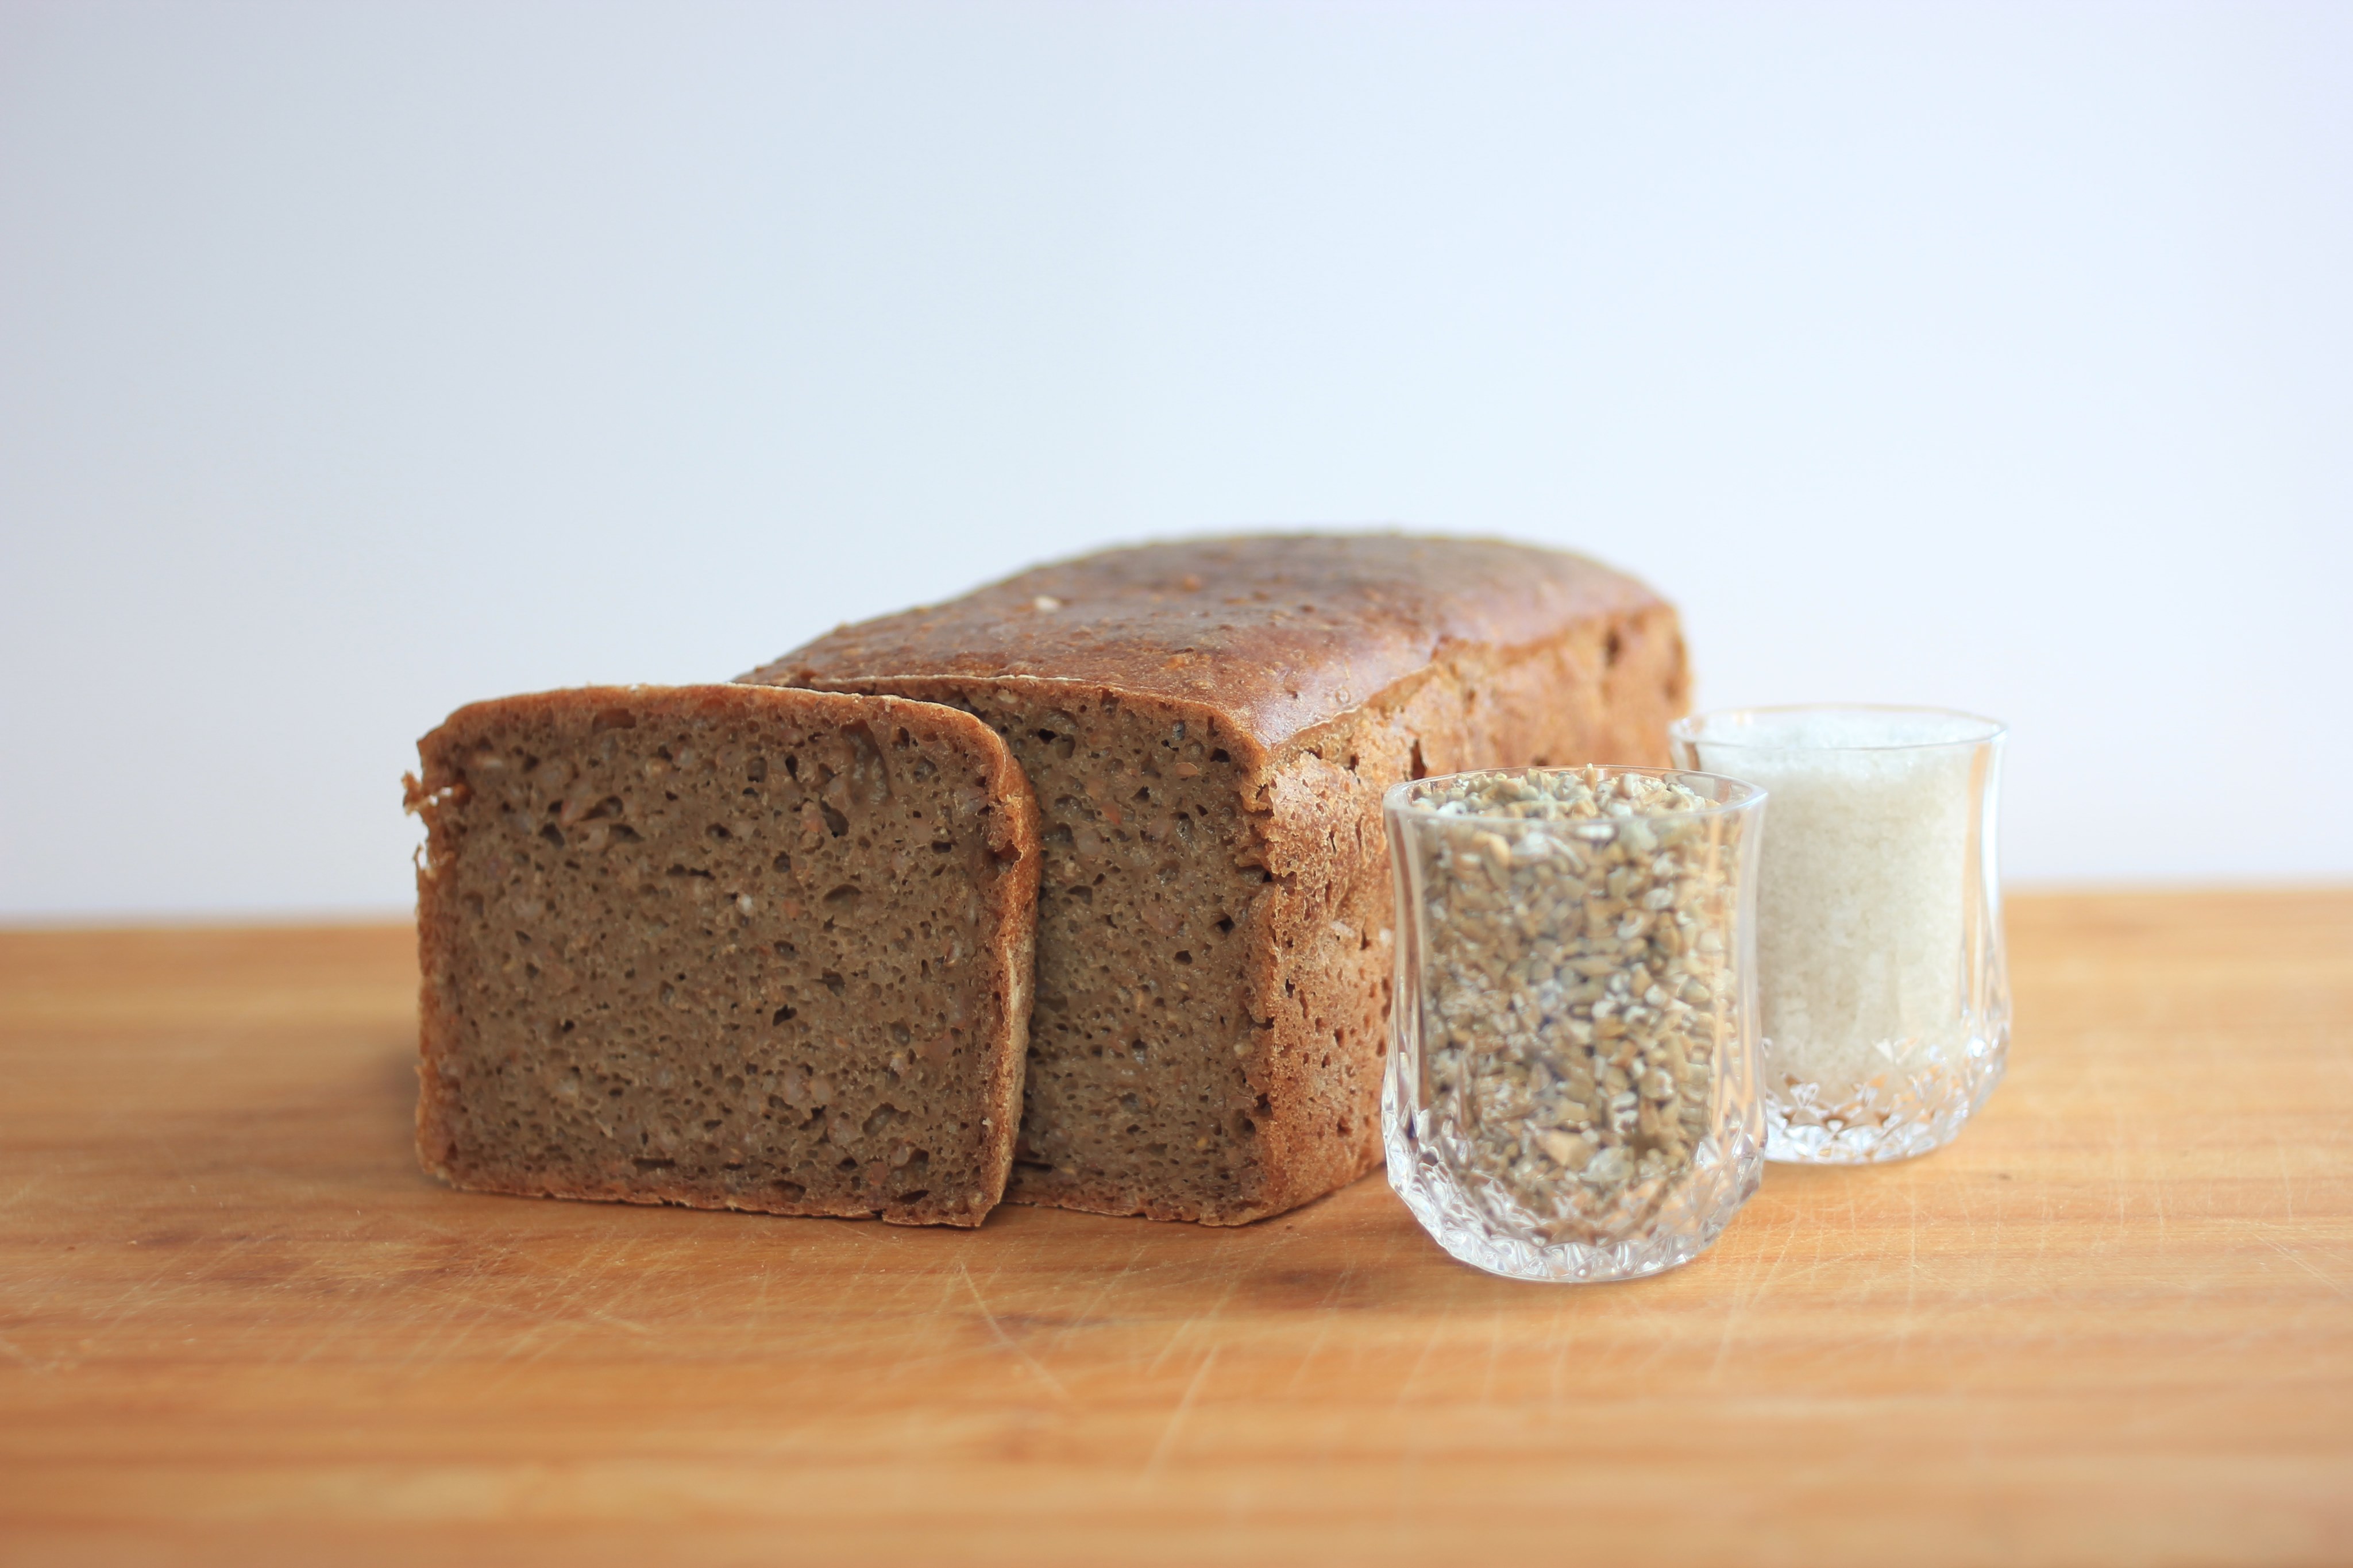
[{"x1": 3, "y1": 1, "x2": 2347, "y2": 920}]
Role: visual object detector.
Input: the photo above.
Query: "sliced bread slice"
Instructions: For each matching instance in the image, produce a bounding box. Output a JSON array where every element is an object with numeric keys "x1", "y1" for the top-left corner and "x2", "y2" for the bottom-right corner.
[{"x1": 406, "y1": 684, "x2": 1039, "y2": 1226}]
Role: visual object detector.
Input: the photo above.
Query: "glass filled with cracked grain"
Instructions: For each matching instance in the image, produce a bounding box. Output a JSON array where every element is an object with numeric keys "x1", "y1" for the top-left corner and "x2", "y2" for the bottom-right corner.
[{"x1": 1382, "y1": 766, "x2": 1767, "y2": 1282}]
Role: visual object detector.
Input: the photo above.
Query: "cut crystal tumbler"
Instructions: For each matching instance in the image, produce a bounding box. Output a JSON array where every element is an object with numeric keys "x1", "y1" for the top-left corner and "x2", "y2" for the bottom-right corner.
[
  {"x1": 1382, "y1": 767, "x2": 1766, "y2": 1283},
  {"x1": 1671, "y1": 706, "x2": 2009, "y2": 1164}
]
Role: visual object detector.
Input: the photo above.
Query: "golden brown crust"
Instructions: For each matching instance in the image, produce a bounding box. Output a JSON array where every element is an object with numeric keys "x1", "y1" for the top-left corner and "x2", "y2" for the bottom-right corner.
[
  {"x1": 744, "y1": 534, "x2": 1662, "y2": 751},
  {"x1": 407, "y1": 683, "x2": 1039, "y2": 1228}
]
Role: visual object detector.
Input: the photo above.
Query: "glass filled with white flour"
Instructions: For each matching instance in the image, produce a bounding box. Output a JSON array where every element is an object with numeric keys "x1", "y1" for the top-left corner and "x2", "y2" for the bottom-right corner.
[
  {"x1": 1383, "y1": 766, "x2": 1767, "y2": 1282},
  {"x1": 1670, "y1": 706, "x2": 2007, "y2": 1164}
]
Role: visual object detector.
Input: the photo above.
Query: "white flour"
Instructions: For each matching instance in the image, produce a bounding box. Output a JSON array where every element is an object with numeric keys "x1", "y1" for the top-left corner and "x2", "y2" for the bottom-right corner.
[{"x1": 1680, "y1": 710, "x2": 1982, "y2": 1107}]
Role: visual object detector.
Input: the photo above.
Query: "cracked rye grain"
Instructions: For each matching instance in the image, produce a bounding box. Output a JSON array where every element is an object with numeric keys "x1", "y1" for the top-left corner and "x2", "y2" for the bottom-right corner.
[{"x1": 1405, "y1": 767, "x2": 1739, "y2": 1242}]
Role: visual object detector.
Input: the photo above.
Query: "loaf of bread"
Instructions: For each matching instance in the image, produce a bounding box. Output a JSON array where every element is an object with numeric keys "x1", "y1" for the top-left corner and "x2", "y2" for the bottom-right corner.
[
  {"x1": 406, "y1": 685, "x2": 1039, "y2": 1227},
  {"x1": 745, "y1": 534, "x2": 1688, "y2": 1223}
]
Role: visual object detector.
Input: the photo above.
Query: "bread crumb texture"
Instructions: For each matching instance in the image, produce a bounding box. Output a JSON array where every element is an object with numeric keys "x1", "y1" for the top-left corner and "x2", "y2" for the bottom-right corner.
[{"x1": 406, "y1": 685, "x2": 1038, "y2": 1228}]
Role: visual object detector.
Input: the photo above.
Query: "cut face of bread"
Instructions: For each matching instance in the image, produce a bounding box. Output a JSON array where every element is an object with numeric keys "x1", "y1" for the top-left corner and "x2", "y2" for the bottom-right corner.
[{"x1": 406, "y1": 685, "x2": 1039, "y2": 1227}]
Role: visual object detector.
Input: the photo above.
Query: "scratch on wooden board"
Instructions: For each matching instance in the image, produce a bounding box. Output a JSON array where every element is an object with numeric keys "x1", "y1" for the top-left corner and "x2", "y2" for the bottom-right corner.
[
  {"x1": 538, "y1": 1239, "x2": 656, "y2": 1338},
  {"x1": 0, "y1": 1331, "x2": 60, "y2": 1374},
  {"x1": 1070, "y1": 1239, "x2": 1154, "y2": 1340},
  {"x1": 1145, "y1": 1259, "x2": 1244, "y2": 1376},
  {"x1": 1143, "y1": 1343, "x2": 1220, "y2": 1478},
  {"x1": 1391, "y1": 1302, "x2": 1453, "y2": 1413},
  {"x1": 379, "y1": 1248, "x2": 631, "y2": 1372},
  {"x1": 1900, "y1": 1181, "x2": 1920, "y2": 1354},
  {"x1": 2256, "y1": 1233, "x2": 2350, "y2": 1300},
  {"x1": 959, "y1": 1260, "x2": 1069, "y2": 1400},
  {"x1": 1283, "y1": 1300, "x2": 1337, "y2": 1400},
  {"x1": 1479, "y1": 1303, "x2": 1508, "y2": 1407},
  {"x1": 86, "y1": 1248, "x2": 218, "y2": 1333},
  {"x1": 1277, "y1": 1246, "x2": 1360, "y2": 1401},
  {"x1": 861, "y1": 1268, "x2": 994, "y2": 1388},
  {"x1": 1710, "y1": 1210, "x2": 1798, "y2": 1382}
]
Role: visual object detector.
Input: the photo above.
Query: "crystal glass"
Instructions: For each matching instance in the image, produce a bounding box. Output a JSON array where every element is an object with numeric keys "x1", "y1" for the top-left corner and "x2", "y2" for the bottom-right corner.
[
  {"x1": 1382, "y1": 767, "x2": 1766, "y2": 1283},
  {"x1": 1669, "y1": 705, "x2": 2008, "y2": 1164}
]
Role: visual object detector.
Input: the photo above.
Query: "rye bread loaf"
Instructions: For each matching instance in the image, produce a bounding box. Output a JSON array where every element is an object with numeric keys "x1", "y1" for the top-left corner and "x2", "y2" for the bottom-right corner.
[
  {"x1": 405, "y1": 684, "x2": 1039, "y2": 1227},
  {"x1": 743, "y1": 534, "x2": 1689, "y2": 1224}
]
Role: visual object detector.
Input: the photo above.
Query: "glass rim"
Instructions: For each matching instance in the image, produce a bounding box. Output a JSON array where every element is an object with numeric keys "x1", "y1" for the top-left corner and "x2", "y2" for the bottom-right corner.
[
  {"x1": 1669, "y1": 702, "x2": 2006, "y2": 753},
  {"x1": 1383, "y1": 763, "x2": 1765, "y2": 827}
]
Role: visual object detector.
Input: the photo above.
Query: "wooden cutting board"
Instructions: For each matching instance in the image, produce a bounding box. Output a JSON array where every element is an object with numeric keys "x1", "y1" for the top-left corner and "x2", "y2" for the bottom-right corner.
[{"x1": 3, "y1": 890, "x2": 2350, "y2": 1566}]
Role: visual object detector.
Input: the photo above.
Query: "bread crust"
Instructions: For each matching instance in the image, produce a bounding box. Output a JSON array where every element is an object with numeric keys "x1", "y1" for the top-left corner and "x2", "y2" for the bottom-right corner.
[
  {"x1": 743, "y1": 535, "x2": 1689, "y2": 1225},
  {"x1": 406, "y1": 684, "x2": 1039, "y2": 1227},
  {"x1": 749, "y1": 534, "x2": 1665, "y2": 751}
]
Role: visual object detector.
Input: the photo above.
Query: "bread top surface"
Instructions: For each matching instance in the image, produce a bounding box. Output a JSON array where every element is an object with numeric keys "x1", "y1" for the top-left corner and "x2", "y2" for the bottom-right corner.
[
  {"x1": 411, "y1": 684, "x2": 1042, "y2": 901},
  {"x1": 743, "y1": 534, "x2": 1662, "y2": 751},
  {"x1": 413, "y1": 682, "x2": 1035, "y2": 848}
]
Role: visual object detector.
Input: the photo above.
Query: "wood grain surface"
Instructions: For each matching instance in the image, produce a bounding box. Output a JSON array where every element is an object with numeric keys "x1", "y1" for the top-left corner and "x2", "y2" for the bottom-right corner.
[{"x1": 3, "y1": 891, "x2": 2350, "y2": 1566}]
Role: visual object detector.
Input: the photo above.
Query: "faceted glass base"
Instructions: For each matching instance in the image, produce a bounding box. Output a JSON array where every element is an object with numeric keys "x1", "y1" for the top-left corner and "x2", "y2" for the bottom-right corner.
[
  {"x1": 1383, "y1": 1075, "x2": 1764, "y2": 1283},
  {"x1": 1764, "y1": 1026, "x2": 2007, "y2": 1164}
]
